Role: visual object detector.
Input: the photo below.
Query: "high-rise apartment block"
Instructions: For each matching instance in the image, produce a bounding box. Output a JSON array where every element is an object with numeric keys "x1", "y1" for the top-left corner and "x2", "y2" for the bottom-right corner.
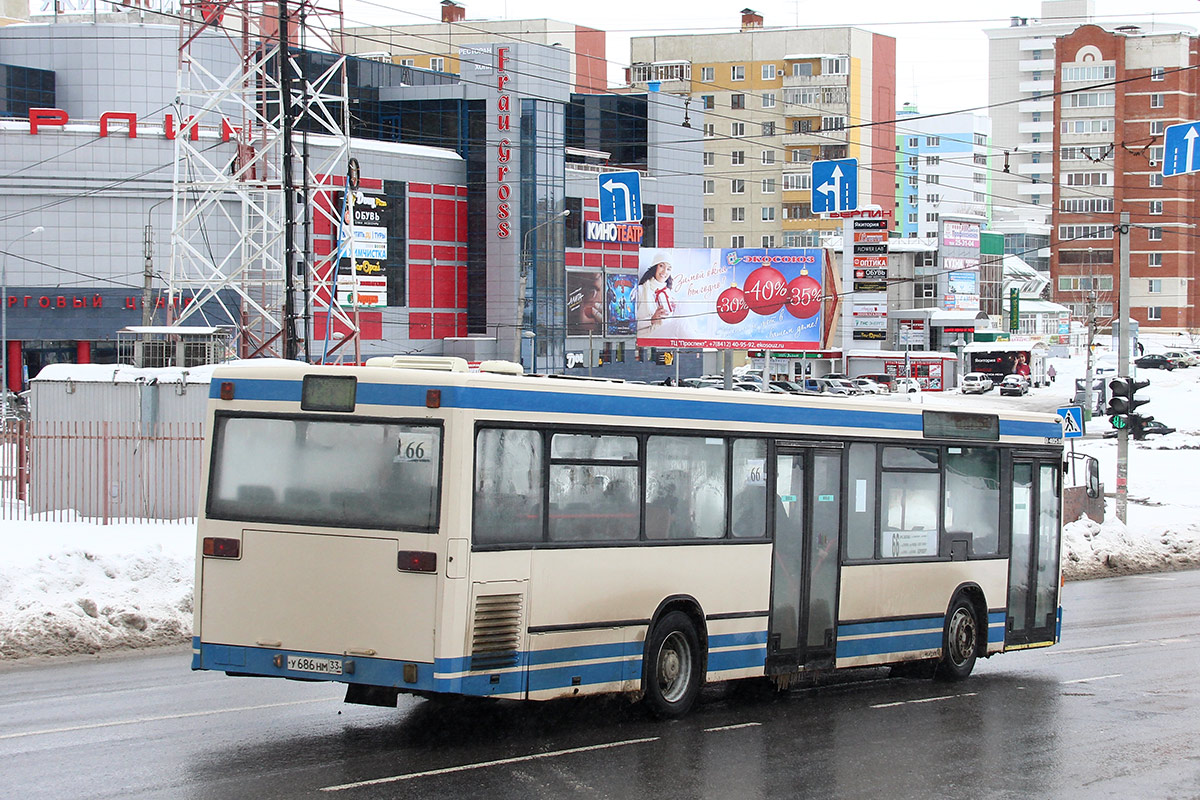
[
  {"x1": 895, "y1": 105, "x2": 992, "y2": 240},
  {"x1": 629, "y1": 11, "x2": 896, "y2": 250},
  {"x1": 1051, "y1": 25, "x2": 1200, "y2": 330}
]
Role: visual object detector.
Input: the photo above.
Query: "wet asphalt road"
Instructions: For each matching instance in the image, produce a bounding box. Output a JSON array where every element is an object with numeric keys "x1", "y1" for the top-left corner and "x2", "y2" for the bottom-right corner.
[{"x1": 3, "y1": 570, "x2": 1199, "y2": 800}]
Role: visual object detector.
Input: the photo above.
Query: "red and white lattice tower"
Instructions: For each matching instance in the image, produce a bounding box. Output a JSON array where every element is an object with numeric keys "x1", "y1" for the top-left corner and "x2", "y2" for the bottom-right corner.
[{"x1": 168, "y1": 0, "x2": 356, "y2": 359}]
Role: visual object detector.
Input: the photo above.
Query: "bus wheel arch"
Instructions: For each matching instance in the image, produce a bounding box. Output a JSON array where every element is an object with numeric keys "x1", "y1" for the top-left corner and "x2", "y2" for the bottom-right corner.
[
  {"x1": 935, "y1": 584, "x2": 986, "y2": 681},
  {"x1": 642, "y1": 596, "x2": 707, "y2": 718}
]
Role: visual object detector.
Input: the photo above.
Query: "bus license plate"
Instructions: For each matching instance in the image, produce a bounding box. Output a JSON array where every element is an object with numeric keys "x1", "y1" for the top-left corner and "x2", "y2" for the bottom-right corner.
[{"x1": 286, "y1": 655, "x2": 343, "y2": 675}]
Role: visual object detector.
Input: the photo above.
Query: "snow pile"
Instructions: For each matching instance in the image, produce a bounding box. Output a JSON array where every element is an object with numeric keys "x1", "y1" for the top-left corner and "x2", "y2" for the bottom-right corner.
[
  {"x1": 1063, "y1": 515, "x2": 1200, "y2": 579},
  {"x1": 0, "y1": 518, "x2": 195, "y2": 659}
]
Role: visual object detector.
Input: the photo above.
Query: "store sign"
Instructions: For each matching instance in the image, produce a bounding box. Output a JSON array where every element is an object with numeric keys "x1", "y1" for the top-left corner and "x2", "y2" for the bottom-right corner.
[
  {"x1": 26, "y1": 107, "x2": 244, "y2": 141},
  {"x1": 843, "y1": 216, "x2": 889, "y2": 347},
  {"x1": 585, "y1": 221, "x2": 643, "y2": 244},
  {"x1": 854, "y1": 268, "x2": 887, "y2": 280},
  {"x1": 495, "y1": 47, "x2": 513, "y2": 238},
  {"x1": 853, "y1": 331, "x2": 886, "y2": 340}
]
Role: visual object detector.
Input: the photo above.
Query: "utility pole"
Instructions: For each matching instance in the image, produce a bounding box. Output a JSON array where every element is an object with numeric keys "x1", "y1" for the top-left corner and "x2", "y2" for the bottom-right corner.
[
  {"x1": 1082, "y1": 289, "x2": 1097, "y2": 421},
  {"x1": 1115, "y1": 211, "x2": 1130, "y2": 524}
]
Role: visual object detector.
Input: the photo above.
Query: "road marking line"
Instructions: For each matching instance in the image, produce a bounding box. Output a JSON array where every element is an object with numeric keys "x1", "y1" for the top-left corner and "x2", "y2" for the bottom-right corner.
[
  {"x1": 1063, "y1": 673, "x2": 1122, "y2": 684},
  {"x1": 871, "y1": 692, "x2": 977, "y2": 709},
  {"x1": 320, "y1": 736, "x2": 661, "y2": 792},
  {"x1": 1054, "y1": 642, "x2": 1140, "y2": 655},
  {"x1": 704, "y1": 722, "x2": 762, "y2": 733},
  {"x1": 0, "y1": 697, "x2": 337, "y2": 740}
]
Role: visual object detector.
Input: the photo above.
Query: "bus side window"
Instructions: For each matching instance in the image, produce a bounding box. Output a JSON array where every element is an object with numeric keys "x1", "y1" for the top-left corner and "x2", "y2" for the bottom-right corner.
[{"x1": 473, "y1": 428, "x2": 543, "y2": 545}]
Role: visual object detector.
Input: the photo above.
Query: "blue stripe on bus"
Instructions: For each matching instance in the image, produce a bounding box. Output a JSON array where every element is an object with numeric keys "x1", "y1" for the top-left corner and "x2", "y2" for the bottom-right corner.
[
  {"x1": 212, "y1": 377, "x2": 1062, "y2": 439},
  {"x1": 838, "y1": 616, "x2": 942, "y2": 637},
  {"x1": 837, "y1": 630, "x2": 944, "y2": 659}
]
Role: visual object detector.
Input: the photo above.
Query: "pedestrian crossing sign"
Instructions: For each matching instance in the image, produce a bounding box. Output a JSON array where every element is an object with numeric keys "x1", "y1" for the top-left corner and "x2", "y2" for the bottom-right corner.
[{"x1": 1058, "y1": 406, "x2": 1084, "y2": 439}]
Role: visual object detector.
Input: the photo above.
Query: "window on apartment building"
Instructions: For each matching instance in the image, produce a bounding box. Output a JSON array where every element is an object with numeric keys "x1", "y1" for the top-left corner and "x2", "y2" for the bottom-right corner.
[
  {"x1": 783, "y1": 172, "x2": 811, "y2": 191},
  {"x1": 908, "y1": 176, "x2": 919, "y2": 187},
  {"x1": 1148, "y1": 227, "x2": 1163, "y2": 241},
  {"x1": 925, "y1": 193, "x2": 940, "y2": 203},
  {"x1": 974, "y1": 192, "x2": 986, "y2": 203},
  {"x1": 791, "y1": 149, "x2": 811, "y2": 163},
  {"x1": 704, "y1": 123, "x2": 715, "y2": 138},
  {"x1": 926, "y1": 155, "x2": 940, "y2": 166},
  {"x1": 926, "y1": 212, "x2": 939, "y2": 222},
  {"x1": 792, "y1": 62, "x2": 813, "y2": 77},
  {"x1": 1150, "y1": 120, "x2": 1165, "y2": 135},
  {"x1": 1151, "y1": 66, "x2": 1165, "y2": 81},
  {"x1": 731, "y1": 235, "x2": 745, "y2": 248},
  {"x1": 703, "y1": 207, "x2": 715, "y2": 223},
  {"x1": 908, "y1": 156, "x2": 919, "y2": 169},
  {"x1": 703, "y1": 152, "x2": 715, "y2": 166},
  {"x1": 1058, "y1": 225, "x2": 1112, "y2": 240},
  {"x1": 1151, "y1": 94, "x2": 1165, "y2": 109},
  {"x1": 762, "y1": 92, "x2": 776, "y2": 108},
  {"x1": 762, "y1": 121, "x2": 776, "y2": 136},
  {"x1": 783, "y1": 203, "x2": 812, "y2": 219},
  {"x1": 731, "y1": 122, "x2": 745, "y2": 137},
  {"x1": 1148, "y1": 279, "x2": 1163, "y2": 294},
  {"x1": 1150, "y1": 200, "x2": 1163, "y2": 215},
  {"x1": 399, "y1": 58, "x2": 415, "y2": 66},
  {"x1": 974, "y1": 133, "x2": 987, "y2": 146},
  {"x1": 925, "y1": 175, "x2": 939, "y2": 184},
  {"x1": 1149, "y1": 253, "x2": 1163, "y2": 268},
  {"x1": 908, "y1": 136, "x2": 919, "y2": 148},
  {"x1": 731, "y1": 179, "x2": 746, "y2": 194},
  {"x1": 822, "y1": 57, "x2": 849, "y2": 74},
  {"x1": 792, "y1": 119, "x2": 813, "y2": 133},
  {"x1": 1147, "y1": 307, "x2": 1163, "y2": 321},
  {"x1": 761, "y1": 178, "x2": 776, "y2": 193},
  {"x1": 731, "y1": 94, "x2": 745, "y2": 110},
  {"x1": 1061, "y1": 65, "x2": 1116, "y2": 81},
  {"x1": 974, "y1": 153, "x2": 987, "y2": 165},
  {"x1": 761, "y1": 151, "x2": 775, "y2": 165},
  {"x1": 762, "y1": 235, "x2": 775, "y2": 248},
  {"x1": 762, "y1": 206, "x2": 776, "y2": 222},
  {"x1": 700, "y1": 66, "x2": 714, "y2": 82},
  {"x1": 430, "y1": 57, "x2": 445, "y2": 72},
  {"x1": 1150, "y1": 146, "x2": 1165, "y2": 165},
  {"x1": 925, "y1": 136, "x2": 940, "y2": 147},
  {"x1": 731, "y1": 65, "x2": 745, "y2": 81},
  {"x1": 908, "y1": 195, "x2": 918, "y2": 205},
  {"x1": 822, "y1": 116, "x2": 847, "y2": 131},
  {"x1": 731, "y1": 207, "x2": 745, "y2": 222},
  {"x1": 1067, "y1": 91, "x2": 1115, "y2": 108},
  {"x1": 1065, "y1": 172, "x2": 1112, "y2": 187},
  {"x1": 703, "y1": 235, "x2": 715, "y2": 248},
  {"x1": 762, "y1": 64, "x2": 776, "y2": 80},
  {"x1": 908, "y1": 213, "x2": 918, "y2": 224},
  {"x1": 703, "y1": 179, "x2": 715, "y2": 194},
  {"x1": 731, "y1": 150, "x2": 746, "y2": 165},
  {"x1": 701, "y1": 95, "x2": 715, "y2": 109}
]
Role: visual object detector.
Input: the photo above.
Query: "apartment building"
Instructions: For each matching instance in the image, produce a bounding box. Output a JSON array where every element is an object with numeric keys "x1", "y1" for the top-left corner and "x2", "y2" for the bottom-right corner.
[
  {"x1": 1051, "y1": 25, "x2": 1200, "y2": 330},
  {"x1": 343, "y1": 1, "x2": 607, "y2": 93},
  {"x1": 629, "y1": 10, "x2": 896, "y2": 250},
  {"x1": 895, "y1": 104, "x2": 992, "y2": 240}
]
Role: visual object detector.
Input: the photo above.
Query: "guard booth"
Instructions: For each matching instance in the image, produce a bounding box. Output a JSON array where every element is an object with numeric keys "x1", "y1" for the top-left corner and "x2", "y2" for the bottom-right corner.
[{"x1": 117, "y1": 326, "x2": 232, "y2": 369}]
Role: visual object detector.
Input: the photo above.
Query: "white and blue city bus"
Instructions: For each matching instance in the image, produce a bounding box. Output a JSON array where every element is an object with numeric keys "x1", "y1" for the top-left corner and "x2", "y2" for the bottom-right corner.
[{"x1": 192, "y1": 356, "x2": 1063, "y2": 718}]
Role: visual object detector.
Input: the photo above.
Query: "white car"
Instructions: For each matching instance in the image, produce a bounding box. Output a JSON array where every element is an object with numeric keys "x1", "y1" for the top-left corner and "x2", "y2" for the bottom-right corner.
[
  {"x1": 893, "y1": 377, "x2": 922, "y2": 394},
  {"x1": 1162, "y1": 350, "x2": 1198, "y2": 367},
  {"x1": 960, "y1": 373, "x2": 994, "y2": 394},
  {"x1": 852, "y1": 378, "x2": 887, "y2": 395}
]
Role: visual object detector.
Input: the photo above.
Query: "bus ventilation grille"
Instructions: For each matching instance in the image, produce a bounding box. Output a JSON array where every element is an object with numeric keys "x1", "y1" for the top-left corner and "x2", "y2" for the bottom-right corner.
[{"x1": 470, "y1": 593, "x2": 523, "y2": 671}]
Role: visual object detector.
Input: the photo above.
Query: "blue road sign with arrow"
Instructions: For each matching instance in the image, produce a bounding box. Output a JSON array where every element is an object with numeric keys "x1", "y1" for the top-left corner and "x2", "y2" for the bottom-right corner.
[
  {"x1": 811, "y1": 158, "x2": 859, "y2": 213},
  {"x1": 598, "y1": 170, "x2": 643, "y2": 223},
  {"x1": 1162, "y1": 121, "x2": 1200, "y2": 177}
]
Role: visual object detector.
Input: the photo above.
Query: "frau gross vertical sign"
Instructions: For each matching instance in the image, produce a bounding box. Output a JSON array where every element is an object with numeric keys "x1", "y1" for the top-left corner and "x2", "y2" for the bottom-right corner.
[{"x1": 495, "y1": 47, "x2": 512, "y2": 238}]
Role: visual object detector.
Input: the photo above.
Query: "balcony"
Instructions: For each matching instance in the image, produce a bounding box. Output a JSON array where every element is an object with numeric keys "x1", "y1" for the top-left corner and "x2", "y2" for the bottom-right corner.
[
  {"x1": 1016, "y1": 161, "x2": 1052, "y2": 176},
  {"x1": 1015, "y1": 184, "x2": 1052, "y2": 197},
  {"x1": 1018, "y1": 38, "x2": 1054, "y2": 52},
  {"x1": 782, "y1": 72, "x2": 849, "y2": 89},
  {"x1": 782, "y1": 128, "x2": 849, "y2": 147},
  {"x1": 1018, "y1": 121, "x2": 1054, "y2": 134},
  {"x1": 1018, "y1": 99, "x2": 1054, "y2": 113},
  {"x1": 1018, "y1": 59, "x2": 1055, "y2": 72},
  {"x1": 1022, "y1": 141, "x2": 1053, "y2": 152},
  {"x1": 1019, "y1": 80, "x2": 1055, "y2": 93}
]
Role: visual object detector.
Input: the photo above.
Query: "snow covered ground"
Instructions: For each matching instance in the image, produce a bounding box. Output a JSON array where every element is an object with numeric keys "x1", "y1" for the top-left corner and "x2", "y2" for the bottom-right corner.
[{"x1": 2, "y1": 340, "x2": 1199, "y2": 661}]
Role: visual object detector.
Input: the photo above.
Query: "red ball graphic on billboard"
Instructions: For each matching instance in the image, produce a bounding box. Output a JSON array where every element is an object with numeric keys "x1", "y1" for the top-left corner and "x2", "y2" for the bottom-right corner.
[
  {"x1": 716, "y1": 285, "x2": 748, "y2": 324},
  {"x1": 785, "y1": 268, "x2": 822, "y2": 319},
  {"x1": 743, "y1": 266, "x2": 788, "y2": 315}
]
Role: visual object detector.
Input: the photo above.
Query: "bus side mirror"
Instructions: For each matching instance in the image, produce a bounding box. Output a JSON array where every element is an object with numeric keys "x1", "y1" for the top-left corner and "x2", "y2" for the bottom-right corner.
[{"x1": 1086, "y1": 456, "x2": 1100, "y2": 499}]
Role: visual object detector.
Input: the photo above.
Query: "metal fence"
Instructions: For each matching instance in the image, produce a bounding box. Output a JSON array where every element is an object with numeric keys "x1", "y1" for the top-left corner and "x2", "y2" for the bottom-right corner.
[{"x1": 0, "y1": 420, "x2": 205, "y2": 524}]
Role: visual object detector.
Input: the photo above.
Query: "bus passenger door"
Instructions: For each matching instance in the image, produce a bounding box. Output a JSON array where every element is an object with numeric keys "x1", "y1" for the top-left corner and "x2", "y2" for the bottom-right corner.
[
  {"x1": 1007, "y1": 458, "x2": 1061, "y2": 646},
  {"x1": 767, "y1": 446, "x2": 842, "y2": 673}
]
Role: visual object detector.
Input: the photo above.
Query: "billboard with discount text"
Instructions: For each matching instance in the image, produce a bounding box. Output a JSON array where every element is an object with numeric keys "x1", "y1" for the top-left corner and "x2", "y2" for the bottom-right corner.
[{"x1": 634, "y1": 248, "x2": 824, "y2": 350}]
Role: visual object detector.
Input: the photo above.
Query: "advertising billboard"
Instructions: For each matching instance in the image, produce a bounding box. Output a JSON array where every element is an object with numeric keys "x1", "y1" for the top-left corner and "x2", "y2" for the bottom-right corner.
[
  {"x1": 635, "y1": 248, "x2": 823, "y2": 349},
  {"x1": 605, "y1": 273, "x2": 637, "y2": 336},
  {"x1": 566, "y1": 271, "x2": 605, "y2": 336}
]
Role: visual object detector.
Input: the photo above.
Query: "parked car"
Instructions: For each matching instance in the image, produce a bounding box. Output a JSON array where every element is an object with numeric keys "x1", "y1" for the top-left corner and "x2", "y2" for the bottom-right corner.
[
  {"x1": 804, "y1": 377, "x2": 853, "y2": 395},
  {"x1": 1162, "y1": 350, "x2": 1198, "y2": 367},
  {"x1": 856, "y1": 373, "x2": 896, "y2": 392},
  {"x1": 893, "y1": 377, "x2": 922, "y2": 394},
  {"x1": 824, "y1": 373, "x2": 850, "y2": 381},
  {"x1": 999, "y1": 374, "x2": 1030, "y2": 396},
  {"x1": 1134, "y1": 354, "x2": 1175, "y2": 371},
  {"x1": 829, "y1": 378, "x2": 863, "y2": 395},
  {"x1": 770, "y1": 380, "x2": 815, "y2": 395},
  {"x1": 960, "y1": 372, "x2": 994, "y2": 394},
  {"x1": 1103, "y1": 419, "x2": 1176, "y2": 438},
  {"x1": 852, "y1": 378, "x2": 887, "y2": 395}
]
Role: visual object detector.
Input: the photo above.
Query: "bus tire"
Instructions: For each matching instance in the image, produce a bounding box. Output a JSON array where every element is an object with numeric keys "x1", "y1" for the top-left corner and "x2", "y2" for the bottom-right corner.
[
  {"x1": 643, "y1": 611, "x2": 702, "y2": 719},
  {"x1": 935, "y1": 596, "x2": 978, "y2": 681}
]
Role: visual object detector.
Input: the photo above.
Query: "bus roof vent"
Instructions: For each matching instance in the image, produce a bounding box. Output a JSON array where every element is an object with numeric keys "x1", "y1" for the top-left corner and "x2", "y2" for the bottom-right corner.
[
  {"x1": 478, "y1": 360, "x2": 524, "y2": 376},
  {"x1": 365, "y1": 355, "x2": 469, "y2": 372}
]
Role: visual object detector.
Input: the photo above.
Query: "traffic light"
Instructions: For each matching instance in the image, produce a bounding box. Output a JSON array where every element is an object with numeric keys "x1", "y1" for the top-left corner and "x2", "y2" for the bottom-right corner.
[{"x1": 1107, "y1": 376, "x2": 1150, "y2": 432}]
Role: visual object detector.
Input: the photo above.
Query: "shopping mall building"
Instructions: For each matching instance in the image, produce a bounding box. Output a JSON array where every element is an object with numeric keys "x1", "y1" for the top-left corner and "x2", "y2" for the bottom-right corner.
[{"x1": 0, "y1": 22, "x2": 702, "y2": 391}]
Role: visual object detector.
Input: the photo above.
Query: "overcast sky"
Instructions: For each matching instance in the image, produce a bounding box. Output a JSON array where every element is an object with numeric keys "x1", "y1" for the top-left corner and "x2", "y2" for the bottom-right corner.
[{"x1": 344, "y1": 0, "x2": 1200, "y2": 114}]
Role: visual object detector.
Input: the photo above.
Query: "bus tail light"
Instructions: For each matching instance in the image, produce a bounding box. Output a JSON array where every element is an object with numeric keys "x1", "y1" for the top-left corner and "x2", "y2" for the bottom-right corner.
[
  {"x1": 220, "y1": 381, "x2": 235, "y2": 400},
  {"x1": 203, "y1": 537, "x2": 241, "y2": 558},
  {"x1": 398, "y1": 550, "x2": 437, "y2": 573}
]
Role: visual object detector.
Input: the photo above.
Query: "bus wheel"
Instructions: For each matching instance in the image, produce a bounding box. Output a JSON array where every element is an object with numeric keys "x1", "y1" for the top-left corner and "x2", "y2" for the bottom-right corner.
[
  {"x1": 935, "y1": 597, "x2": 978, "y2": 681},
  {"x1": 644, "y1": 611, "x2": 701, "y2": 718}
]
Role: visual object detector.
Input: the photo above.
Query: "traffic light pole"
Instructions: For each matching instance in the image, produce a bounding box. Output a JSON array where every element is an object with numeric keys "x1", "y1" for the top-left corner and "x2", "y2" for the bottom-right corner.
[{"x1": 1116, "y1": 211, "x2": 1130, "y2": 524}]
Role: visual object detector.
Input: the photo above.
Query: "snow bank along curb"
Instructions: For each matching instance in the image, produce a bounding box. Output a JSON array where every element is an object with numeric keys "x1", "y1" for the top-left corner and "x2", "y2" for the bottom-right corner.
[{"x1": 1063, "y1": 515, "x2": 1200, "y2": 580}]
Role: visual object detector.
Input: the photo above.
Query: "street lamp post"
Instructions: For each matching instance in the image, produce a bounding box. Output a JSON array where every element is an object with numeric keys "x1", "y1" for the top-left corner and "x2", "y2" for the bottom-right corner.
[
  {"x1": 512, "y1": 208, "x2": 570, "y2": 366},
  {"x1": 2, "y1": 226, "x2": 44, "y2": 400}
]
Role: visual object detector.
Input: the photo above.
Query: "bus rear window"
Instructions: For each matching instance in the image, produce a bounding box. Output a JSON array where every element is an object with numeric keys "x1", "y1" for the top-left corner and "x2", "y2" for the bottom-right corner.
[{"x1": 207, "y1": 416, "x2": 442, "y2": 531}]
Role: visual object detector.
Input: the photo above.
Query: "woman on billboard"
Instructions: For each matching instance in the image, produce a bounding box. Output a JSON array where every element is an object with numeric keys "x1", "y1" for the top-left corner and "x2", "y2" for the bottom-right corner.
[{"x1": 636, "y1": 256, "x2": 676, "y2": 335}]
